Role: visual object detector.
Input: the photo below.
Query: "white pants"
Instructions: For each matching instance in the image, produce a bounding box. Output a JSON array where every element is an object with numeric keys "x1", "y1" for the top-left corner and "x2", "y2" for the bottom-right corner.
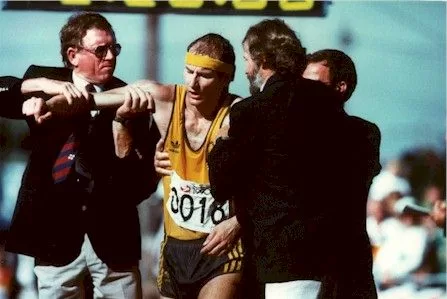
[
  {"x1": 34, "y1": 235, "x2": 141, "y2": 299},
  {"x1": 265, "y1": 280, "x2": 322, "y2": 299}
]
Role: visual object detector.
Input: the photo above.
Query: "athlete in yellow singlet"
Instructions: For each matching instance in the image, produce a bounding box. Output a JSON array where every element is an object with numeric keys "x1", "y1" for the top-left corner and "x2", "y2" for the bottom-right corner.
[
  {"x1": 161, "y1": 84, "x2": 234, "y2": 240},
  {"x1": 43, "y1": 33, "x2": 245, "y2": 299},
  {"x1": 148, "y1": 34, "x2": 244, "y2": 299}
]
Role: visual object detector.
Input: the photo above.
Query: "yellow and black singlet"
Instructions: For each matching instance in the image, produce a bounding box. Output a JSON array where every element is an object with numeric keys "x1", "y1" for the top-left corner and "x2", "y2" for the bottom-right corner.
[{"x1": 162, "y1": 85, "x2": 233, "y2": 240}]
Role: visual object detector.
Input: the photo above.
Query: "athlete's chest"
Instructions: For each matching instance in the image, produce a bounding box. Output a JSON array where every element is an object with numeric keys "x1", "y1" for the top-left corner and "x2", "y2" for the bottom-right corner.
[{"x1": 184, "y1": 116, "x2": 213, "y2": 151}]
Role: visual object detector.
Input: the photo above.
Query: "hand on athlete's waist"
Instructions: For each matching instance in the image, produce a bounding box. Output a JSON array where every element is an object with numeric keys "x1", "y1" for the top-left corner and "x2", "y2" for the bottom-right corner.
[{"x1": 200, "y1": 215, "x2": 241, "y2": 256}]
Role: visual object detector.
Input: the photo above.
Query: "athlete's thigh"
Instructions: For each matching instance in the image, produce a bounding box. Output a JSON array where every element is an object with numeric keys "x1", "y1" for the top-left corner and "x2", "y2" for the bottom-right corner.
[{"x1": 198, "y1": 273, "x2": 242, "y2": 299}]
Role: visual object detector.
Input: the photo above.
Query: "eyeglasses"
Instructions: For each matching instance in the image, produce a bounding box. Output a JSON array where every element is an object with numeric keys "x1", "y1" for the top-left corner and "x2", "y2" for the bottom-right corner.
[{"x1": 78, "y1": 43, "x2": 121, "y2": 59}]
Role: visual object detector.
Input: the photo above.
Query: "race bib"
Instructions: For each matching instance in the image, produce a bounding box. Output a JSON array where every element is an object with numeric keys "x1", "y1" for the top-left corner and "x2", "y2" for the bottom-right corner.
[{"x1": 166, "y1": 172, "x2": 229, "y2": 233}]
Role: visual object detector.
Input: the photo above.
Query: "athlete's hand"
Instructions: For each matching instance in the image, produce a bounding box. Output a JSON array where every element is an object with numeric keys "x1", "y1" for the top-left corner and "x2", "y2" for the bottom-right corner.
[
  {"x1": 40, "y1": 79, "x2": 89, "y2": 105},
  {"x1": 116, "y1": 85, "x2": 152, "y2": 119},
  {"x1": 22, "y1": 96, "x2": 52, "y2": 124},
  {"x1": 201, "y1": 216, "x2": 240, "y2": 256},
  {"x1": 154, "y1": 138, "x2": 173, "y2": 176}
]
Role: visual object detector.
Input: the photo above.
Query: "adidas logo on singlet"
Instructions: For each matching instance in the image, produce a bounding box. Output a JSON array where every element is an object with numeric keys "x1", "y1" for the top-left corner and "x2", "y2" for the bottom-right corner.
[{"x1": 169, "y1": 140, "x2": 180, "y2": 153}]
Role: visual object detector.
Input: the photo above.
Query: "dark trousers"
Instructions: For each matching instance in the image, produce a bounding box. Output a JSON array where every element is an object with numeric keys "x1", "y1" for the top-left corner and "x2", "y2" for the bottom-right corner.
[{"x1": 239, "y1": 233, "x2": 264, "y2": 299}]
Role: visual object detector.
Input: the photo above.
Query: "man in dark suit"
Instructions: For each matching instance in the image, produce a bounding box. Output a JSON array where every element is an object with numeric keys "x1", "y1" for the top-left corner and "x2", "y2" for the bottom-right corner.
[
  {"x1": 1, "y1": 12, "x2": 158, "y2": 298},
  {"x1": 303, "y1": 49, "x2": 381, "y2": 298},
  {"x1": 0, "y1": 75, "x2": 85, "y2": 241},
  {"x1": 208, "y1": 19, "x2": 381, "y2": 299}
]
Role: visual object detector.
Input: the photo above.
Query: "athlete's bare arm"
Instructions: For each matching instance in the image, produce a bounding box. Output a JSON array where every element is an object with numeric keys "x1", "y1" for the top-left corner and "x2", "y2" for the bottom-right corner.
[
  {"x1": 215, "y1": 97, "x2": 242, "y2": 139},
  {"x1": 111, "y1": 86, "x2": 154, "y2": 158},
  {"x1": 28, "y1": 80, "x2": 175, "y2": 138},
  {"x1": 94, "y1": 81, "x2": 176, "y2": 157},
  {"x1": 21, "y1": 78, "x2": 89, "y2": 104},
  {"x1": 128, "y1": 80, "x2": 174, "y2": 138}
]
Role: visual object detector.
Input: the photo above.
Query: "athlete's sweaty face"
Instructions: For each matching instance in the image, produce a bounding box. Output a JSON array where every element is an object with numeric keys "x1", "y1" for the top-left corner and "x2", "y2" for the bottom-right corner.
[{"x1": 183, "y1": 63, "x2": 227, "y2": 107}]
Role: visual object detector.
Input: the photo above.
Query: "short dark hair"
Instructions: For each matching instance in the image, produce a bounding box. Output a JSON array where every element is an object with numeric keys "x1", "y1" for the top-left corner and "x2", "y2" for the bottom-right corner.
[
  {"x1": 243, "y1": 18, "x2": 306, "y2": 77},
  {"x1": 60, "y1": 12, "x2": 116, "y2": 68},
  {"x1": 307, "y1": 49, "x2": 357, "y2": 102},
  {"x1": 187, "y1": 33, "x2": 236, "y2": 81}
]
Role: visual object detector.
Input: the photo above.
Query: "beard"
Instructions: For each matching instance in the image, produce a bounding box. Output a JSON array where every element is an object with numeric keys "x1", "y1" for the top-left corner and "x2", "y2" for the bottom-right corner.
[{"x1": 247, "y1": 68, "x2": 264, "y2": 95}]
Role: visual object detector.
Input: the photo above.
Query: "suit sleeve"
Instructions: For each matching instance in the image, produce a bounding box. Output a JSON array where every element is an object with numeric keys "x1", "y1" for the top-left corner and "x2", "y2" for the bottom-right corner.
[
  {"x1": 367, "y1": 123, "x2": 382, "y2": 181},
  {"x1": 0, "y1": 65, "x2": 54, "y2": 119},
  {"x1": 22, "y1": 65, "x2": 71, "y2": 101},
  {"x1": 0, "y1": 76, "x2": 26, "y2": 119},
  {"x1": 208, "y1": 100, "x2": 254, "y2": 203},
  {"x1": 208, "y1": 137, "x2": 238, "y2": 203},
  {"x1": 23, "y1": 65, "x2": 40, "y2": 79}
]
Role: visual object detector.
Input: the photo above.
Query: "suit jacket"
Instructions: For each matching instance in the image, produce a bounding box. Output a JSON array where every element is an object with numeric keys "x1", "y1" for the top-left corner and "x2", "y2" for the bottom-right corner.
[
  {"x1": 317, "y1": 114, "x2": 381, "y2": 299},
  {"x1": 208, "y1": 74, "x2": 381, "y2": 298},
  {"x1": 3, "y1": 65, "x2": 159, "y2": 267}
]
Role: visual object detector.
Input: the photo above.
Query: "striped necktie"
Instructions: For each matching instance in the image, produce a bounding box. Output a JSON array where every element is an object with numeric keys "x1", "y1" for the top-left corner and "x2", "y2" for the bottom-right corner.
[
  {"x1": 52, "y1": 83, "x2": 96, "y2": 184},
  {"x1": 52, "y1": 133, "x2": 80, "y2": 183},
  {"x1": 75, "y1": 83, "x2": 96, "y2": 181}
]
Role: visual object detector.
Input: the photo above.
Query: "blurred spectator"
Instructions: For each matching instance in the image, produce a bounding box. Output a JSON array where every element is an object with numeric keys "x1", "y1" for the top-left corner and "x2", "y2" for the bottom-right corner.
[
  {"x1": 0, "y1": 98, "x2": 33, "y2": 299},
  {"x1": 367, "y1": 152, "x2": 447, "y2": 299},
  {"x1": 368, "y1": 161, "x2": 411, "y2": 202},
  {"x1": 0, "y1": 245, "x2": 12, "y2": 298},
  {"x1": 367, "y1": 162, "x2": 411, "y2": 249},
  {"x1": 400, "y1": 149, "x2": 446, "y2": 202},
  {"x1": 373, "y1": 196, "x2": 431, "y2": 290},
  {"x1": 423, "y1": 184, "x2": 444, "y2": 208},
  {"x1": 430, "y1": 200, "x2": 446, "y2": 230}
]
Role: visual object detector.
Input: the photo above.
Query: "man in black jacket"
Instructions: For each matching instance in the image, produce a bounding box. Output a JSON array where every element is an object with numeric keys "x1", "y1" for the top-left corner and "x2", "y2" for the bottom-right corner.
[
  {"x1": 1, "y1": 12, "x2": 158, "y2": 298},
  {"x1": 303, "y1": 49, "x2": 381, "y2": 298},
  {"x1": 0, "y1": 75, "x2": 91, "y2": 240},
  {"x1": 208, "y1": 19, "x2": 381, "y2": 299}
]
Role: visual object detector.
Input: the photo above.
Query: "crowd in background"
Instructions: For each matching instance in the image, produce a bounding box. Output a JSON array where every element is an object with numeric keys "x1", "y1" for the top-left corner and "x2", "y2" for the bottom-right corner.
[{"x1": 367, "y1": 148, "x2": 446, "y2": 299}]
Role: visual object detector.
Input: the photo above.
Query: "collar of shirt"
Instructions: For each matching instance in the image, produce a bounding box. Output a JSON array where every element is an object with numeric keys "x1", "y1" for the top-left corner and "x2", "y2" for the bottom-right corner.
[
  {"x1": 260, "y1": 80, "x2": 267, "y2": 92},
  {"x1": 260, "y1": 72, "x2": 275, "y2": 92},
  {"x1": 71, "y1": 72, "x2": 102, "y2": 117},
  {"x1": 71, "y1": 72, "x2": 103, "y2": 92}
]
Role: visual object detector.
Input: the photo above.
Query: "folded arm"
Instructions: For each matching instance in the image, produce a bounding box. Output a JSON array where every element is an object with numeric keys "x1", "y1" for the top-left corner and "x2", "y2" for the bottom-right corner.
[
  {"x1": 21, "y1": 77, "x2": 89, "y2": 102},
  {"x1": 1, "y1": 76, "x2": 87, "y2": 119}
]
